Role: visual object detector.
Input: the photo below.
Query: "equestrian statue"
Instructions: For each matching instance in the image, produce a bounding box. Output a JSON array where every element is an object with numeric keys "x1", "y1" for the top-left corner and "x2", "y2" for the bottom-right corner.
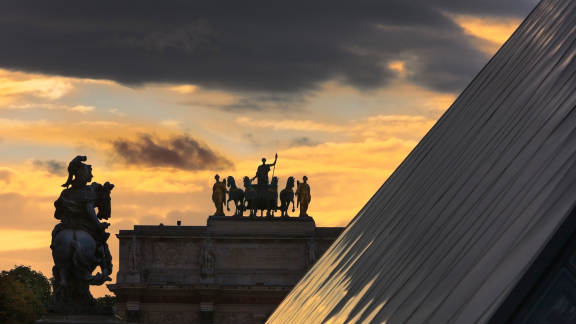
[{"x1": 50, "y1": 156, "x2": 114, "y2": 313}]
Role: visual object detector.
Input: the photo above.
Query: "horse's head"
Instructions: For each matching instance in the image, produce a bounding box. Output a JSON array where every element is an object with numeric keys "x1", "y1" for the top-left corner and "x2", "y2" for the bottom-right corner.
[
  {"x1": 243, "y1": 176, "x2": 251, "y2": 187},
  {"x1": 271, "y1": 176, "x2": 278, "y2": 186},
  {"x1": 286, "y1": 176, "x2": 295, "y2": 189},
  {"x1": 226, "y1": 176, "x2": 235, "y2": 188}
]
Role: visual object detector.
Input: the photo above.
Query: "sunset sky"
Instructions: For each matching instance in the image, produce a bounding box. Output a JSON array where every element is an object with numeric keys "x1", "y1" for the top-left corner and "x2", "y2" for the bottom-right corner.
[{"x1": 0, "y1": 1, "x2": 538, "y2": 296}]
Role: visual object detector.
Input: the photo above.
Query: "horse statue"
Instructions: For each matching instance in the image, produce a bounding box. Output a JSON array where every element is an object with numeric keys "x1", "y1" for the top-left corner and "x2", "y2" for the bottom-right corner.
[
  {"x1": 279, "y1": 176, "x2": 296, "y2": 217},
  {"x1": 243, "y1": 176, "x2": 257, "y2": 217},
  {"x1": 243, "y1": 175, "x2": 278, "y2": 217},
  {"x1": 50, "y1": 156, "x2": 114, "y2": 313},
  {"x1": 226, "y1": 176, "x2": 245, "y2": 217},
  {"x1": 265, "y1": 176, "x2": 279, "y2": 217}
]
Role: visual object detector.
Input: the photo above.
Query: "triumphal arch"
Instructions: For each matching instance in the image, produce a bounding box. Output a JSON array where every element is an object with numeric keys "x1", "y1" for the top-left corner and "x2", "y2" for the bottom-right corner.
[{"x1": 109, "y1": 156, "x2": 344, "y2": 324}]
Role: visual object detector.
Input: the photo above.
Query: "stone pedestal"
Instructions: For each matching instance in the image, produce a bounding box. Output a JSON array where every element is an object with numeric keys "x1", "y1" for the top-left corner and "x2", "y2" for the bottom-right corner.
[
  {"x1": 111, "y1": 216, "x2": 344, "y2": 323},
  {"x1": 36, "y1": 314, "x2": 121, "y2": 324}
]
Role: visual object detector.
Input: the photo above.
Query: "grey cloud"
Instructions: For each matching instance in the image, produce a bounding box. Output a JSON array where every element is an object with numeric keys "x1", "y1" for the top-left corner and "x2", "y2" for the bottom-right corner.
[
  {"x1": 243, "y1": 133, "x2": 263, "y2": 148},
  {"x1": 291, "y1": 137, "x2": 319, "y2": 147},
  {"x1": 112, "y1": 21, "x2": 217, "y2": 54},
  {"x1": 112, "y1": 134, "x2": 234, "y2": 171},
  {"x1": 0, "y1": 0, "x2": 537, "y2": 97},
  {"x1": 32, "y1": 160, "x2": 67, "y2": 176},
  {"x1": 222, "y1": 94, "x2": 306, "y2": 112},
  {"x1": 428, "y1": 0, "x2": 539, "y2": 16}
]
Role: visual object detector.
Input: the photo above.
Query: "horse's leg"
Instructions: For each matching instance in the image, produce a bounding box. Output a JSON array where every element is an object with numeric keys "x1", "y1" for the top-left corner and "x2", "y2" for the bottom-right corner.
[{"x1": 55, "y1": 265, "x2": 70, "y2": 303}]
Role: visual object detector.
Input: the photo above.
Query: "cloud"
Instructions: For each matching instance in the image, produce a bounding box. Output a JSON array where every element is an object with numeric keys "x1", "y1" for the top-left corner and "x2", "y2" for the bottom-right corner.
[
  {"x1": 0, "y1": 1, "x2": 536, "y2": 96},
  {"x1": 6, "y1": 103, "x2": 95, "y2": 113},
  {"x1": 113, "y1": 21, "x2": 217, "y2": 54},
  {"x1": 112, "y1": 133, "x2": 234, "y2": 171},
  {"x1": 0, "y1": 169, "x2": 14, "y2": 184},
  {"x1": 0, "y1": 69, "x2": 75, "y2": 105},
  {"x1": 291, "y1": 137, "x2": 319, "y2": 147},
  {"x1": 221, "y1": 94, "x2": 306, "y2": 112},
  {"x1": 0, "y1": 230, "x2": 50, "y2": 252},
  {"x1": 237, "y1": 114, "x2": 436, "y2": 141},
  {"x1": 32, "y1": 160, "x2": 67, "y2": 176},
  {"x1": 236, "y1": 116, "x2": 342, "y2": 133},
  {"x1": 427, "y1": 0, "x2": 538, "y2": 16},
  {"x1": 0, "y1": 118, "x2": 175, "y2": 147},
  {"x1": 0, "y1": 193, "x2": 55, "y2": 231}
]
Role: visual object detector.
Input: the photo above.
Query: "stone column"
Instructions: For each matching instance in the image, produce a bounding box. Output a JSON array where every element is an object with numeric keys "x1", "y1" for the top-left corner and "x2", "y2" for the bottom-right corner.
[{"x1": 200, "y1": 302, "x2": 214, "y2": 324}]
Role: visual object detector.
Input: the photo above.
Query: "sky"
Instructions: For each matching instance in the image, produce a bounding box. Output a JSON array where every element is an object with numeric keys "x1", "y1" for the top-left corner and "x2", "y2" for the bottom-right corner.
[{"x1": 0, "y1": 0, "x2": 538, "y2": 297}]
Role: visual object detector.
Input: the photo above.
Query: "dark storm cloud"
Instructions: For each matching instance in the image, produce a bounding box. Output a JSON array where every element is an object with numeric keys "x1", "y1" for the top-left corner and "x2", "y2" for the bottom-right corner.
[
  {"x1": 0, "y1": 0, "x2": 536, "y2": 96},
  {"x1": 112, "y1": 134, "x2": 234, "y2": 171},
  {"x1": 428, "y1": 0, "x2": 538, "y2": 16},
  {"x1": 32, "y1": 160, "x2": 67, "y2": 176}
]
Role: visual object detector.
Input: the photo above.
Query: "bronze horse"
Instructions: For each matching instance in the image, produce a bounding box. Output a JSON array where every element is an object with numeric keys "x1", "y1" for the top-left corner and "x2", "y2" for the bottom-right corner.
[
  {"x1": 226, "y1": 176, "x2": 245, "y2": 217},
  {"x1": 244, "y1": 176, "x2": 278, "y2": 217},
  {"x1": 279, "y1": 176, "x2": 296, "y2": 217}
]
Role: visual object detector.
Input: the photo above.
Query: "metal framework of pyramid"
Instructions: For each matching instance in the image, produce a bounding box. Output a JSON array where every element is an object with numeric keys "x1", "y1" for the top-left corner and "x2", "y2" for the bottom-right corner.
[{"x1": 269, "y1": 0, "x2": 576, "y2": 323}]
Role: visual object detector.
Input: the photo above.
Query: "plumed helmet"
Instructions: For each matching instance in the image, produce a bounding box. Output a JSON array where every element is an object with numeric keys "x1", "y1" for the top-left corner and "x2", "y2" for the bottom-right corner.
[{"x1": 61, "y1": 155, "x2": 88, "y2": 188}]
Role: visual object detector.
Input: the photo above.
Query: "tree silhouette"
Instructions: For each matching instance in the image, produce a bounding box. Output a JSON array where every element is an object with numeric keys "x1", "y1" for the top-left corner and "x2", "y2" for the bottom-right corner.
[{"x1": 0, "y1": 265, "x2": 51, "y2": 324}]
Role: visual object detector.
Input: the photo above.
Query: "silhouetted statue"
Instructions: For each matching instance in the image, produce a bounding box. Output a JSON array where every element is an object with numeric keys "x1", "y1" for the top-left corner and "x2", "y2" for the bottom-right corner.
[
  {"x1": 252, "y1": 153, "x2": 278, "y2": 185},
  {"x1": 243, "y1": 176, "x2": 256, "y2": 217},
  {"x1": 50, "y1": 156, "x2": 114, "y2": 313},
  {"x1": 226, "y1": 176, "x2": 245, "y2": 217},
  {"x1": 266, "y1": 176, "x2": 279, "y2": 217},
  {"x1": 296, "y1": 176, "x2": 311, "y2": 218},
  {"x1": 61, "y1": 155, "x2": 86, "y2": 188},
  {"x1": 212, "y1": 174, "x2": 227, "y2": 216},
  {"x1": 279, "y1": 176, "x2": 296, "y2": 217}
]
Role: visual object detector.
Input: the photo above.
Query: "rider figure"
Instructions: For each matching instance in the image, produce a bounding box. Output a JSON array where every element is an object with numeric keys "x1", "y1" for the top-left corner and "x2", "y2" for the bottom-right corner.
[{"x1": 252, "y1": 153, "x2": 278, "y2": 186}]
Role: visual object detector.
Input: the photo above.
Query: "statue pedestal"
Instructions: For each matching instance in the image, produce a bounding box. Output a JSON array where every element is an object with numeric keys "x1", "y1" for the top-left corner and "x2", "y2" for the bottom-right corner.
[
  {"x1": 207, "y1": 215, "x2": 315, "y2": 235},
  {"x1": 36, "y1": 315, "x2": 121, "y2": 324}
]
